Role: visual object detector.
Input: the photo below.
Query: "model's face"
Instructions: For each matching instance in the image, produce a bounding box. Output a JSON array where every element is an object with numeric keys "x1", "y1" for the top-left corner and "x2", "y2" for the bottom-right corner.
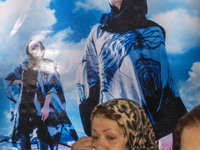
[
  {"x1": 28, "y1": 40, "x2": 43, "y2": 58},
  {"x1": 109, "y1": 0, "x2": 123, "y2": 10},
  {"x1": 181, "y1": 126, "x2": 200, "y2": 150},
  {"x1": 92, "y1": 116, "x2": 127, "y2": 150}
]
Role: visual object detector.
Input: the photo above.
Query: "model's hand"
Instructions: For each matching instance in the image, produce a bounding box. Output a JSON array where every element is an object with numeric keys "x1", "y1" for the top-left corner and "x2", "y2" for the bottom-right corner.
[
  {"x1": 71, "y1": 137, "x2": 93, "y2": 150},
  {"x1": 41, "y1": 93, "x2": 52, "y2": 121},
  {"x1": 40, "y1": 106, "x2": 49, "y2": 121}
]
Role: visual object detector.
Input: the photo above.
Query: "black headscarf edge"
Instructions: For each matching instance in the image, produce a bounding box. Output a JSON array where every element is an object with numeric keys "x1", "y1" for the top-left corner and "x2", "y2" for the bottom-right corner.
[{"x1": 100, "y1": 0, "x2": 165, "y2": 38}]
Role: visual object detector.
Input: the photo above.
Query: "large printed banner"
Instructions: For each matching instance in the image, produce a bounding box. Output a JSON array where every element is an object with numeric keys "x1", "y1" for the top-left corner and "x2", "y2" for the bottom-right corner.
[{"x1": 0, "y1": 0, "x2": 200, "y2": 149}]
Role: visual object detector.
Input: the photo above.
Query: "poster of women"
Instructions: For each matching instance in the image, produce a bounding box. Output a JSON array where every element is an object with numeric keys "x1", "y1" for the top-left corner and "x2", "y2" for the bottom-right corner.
[{"x1": 0, "y1": 0, "x2": 199, "y2": 149}]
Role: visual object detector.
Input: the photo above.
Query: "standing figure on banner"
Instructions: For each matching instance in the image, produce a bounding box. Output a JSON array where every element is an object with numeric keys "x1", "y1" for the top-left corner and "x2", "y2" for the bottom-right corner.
[
  {"x1": 3, "y1": 40, "x2": 78, "y2": 150},
  {"x1": 76, "y1": 0, "x2": 187, "y2": 148}
]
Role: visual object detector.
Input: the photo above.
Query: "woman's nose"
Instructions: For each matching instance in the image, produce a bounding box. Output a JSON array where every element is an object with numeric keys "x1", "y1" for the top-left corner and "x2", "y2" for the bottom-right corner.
[
  {"x1": 32, "y1": 44, "x2": 39, "y2": 50},
  {"x1": 93, "y1": 139, "x2": 107, "y2": 150}
]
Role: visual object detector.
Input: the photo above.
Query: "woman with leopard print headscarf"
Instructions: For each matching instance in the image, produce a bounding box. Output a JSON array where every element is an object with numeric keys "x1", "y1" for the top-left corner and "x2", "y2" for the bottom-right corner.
[{"x1": 72, "y1": 98, "x2": 157, "y2": 150}]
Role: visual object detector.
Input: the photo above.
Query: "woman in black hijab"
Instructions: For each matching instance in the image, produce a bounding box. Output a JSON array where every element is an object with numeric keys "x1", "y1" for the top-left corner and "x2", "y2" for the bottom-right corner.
[
  {"x1": 76, "y1": 0, "x2": 187, "y2": 148},
  {"x1": 101, "y1": 0, "x2": 165, "y2": 35}
]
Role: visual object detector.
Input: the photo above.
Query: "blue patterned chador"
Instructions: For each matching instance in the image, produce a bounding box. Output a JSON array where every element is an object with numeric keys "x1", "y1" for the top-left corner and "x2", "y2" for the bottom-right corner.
[{"x1": 76, "y1": 24, "x2": 186, "y2": 139}]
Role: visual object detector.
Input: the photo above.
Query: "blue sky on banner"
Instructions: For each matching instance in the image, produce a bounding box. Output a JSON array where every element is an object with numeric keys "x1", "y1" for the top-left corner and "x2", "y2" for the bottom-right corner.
[{"x1": 0, "y1": 0, "x2": 200, "y2": 135}]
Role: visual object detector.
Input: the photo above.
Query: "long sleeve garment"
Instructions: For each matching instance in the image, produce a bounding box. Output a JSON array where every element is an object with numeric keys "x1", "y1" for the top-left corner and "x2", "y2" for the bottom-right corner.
[
  {"x1": 4, "y1": 58, "x2": 78, "y2": 143},
  {"x1": 76, "y1": 24, "x2": 186, "y2": 139}
]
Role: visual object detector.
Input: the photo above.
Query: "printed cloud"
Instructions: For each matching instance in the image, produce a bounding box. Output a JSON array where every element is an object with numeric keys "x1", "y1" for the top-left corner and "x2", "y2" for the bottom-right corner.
[
  {"x1": 44, "y1": 28, "x2": 86, "y2": 88},
  {"x1": 74, "y1": 0, "x2": 109, "y2": 12},
  {"x1": 0, "y1": 0, "x2": 56, "y2": 77},
  {"x1": 180, "y1": 62, "x2": 200, "y2": 110},
  {"x1": 152, "y1": 9, "x2": 200, "y2": 54}
]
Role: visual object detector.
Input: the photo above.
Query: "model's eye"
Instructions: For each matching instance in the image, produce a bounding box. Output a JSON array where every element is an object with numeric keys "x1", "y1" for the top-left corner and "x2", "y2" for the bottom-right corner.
[
  {"x1": 92, "y1": 136, "x2": 99, "y2": 140},
  {"x1": 107, "y1": 136, "x2": 116, "y2": 140}
]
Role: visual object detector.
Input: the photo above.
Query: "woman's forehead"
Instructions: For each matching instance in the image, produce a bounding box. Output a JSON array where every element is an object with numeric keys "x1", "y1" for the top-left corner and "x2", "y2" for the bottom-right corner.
[{"x1": 29, "y1": 40, "x2": 40, "y2": 47}]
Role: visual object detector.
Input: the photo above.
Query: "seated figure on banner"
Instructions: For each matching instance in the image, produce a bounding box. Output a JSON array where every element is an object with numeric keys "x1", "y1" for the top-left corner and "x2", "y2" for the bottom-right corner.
[
  {"x1": 174, "y1": 104, "x2": 200, "y2": 150},
  {"x1": 76, "y1": 0, "x2": 187, "y2": 148},
  {"x1": 72, "y1": 98, "x2": 158, "y2": 150},
  {"x1": 3, "y1": 40, "x2": 78, "y2": 149}
]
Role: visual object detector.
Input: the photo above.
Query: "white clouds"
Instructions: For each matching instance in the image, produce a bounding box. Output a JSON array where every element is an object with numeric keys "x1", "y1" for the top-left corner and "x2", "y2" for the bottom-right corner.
[
  {"x1": 0, "y1": 0, "x2": 31, "y2": 40},
  {"x1": 9, "y1": 14, "x2": 27, "y2": 37},
  {"x1": 3, "y1": 111, "x2": 11, "y2": 121},
  {"x1": 0, "y1": 0, "x2": 55, "y2": 39},
  {"x1": 185, "y1": 0, "x2": 200, "y2": 12},
  {"x1": 74, "y1": 0, "x2": 109, "y2": 12},
  {"x1": 0, "y1": 0, "x2": 56, "y2": 77},
  {"x1": 44, "y1": 28, "x2": 86, "y2": 89},
  {"x1": 151, "y1": 9, "x2": 200, "y2": 54},
  {"x1": 31, "y1": 30, "x2": 53, "y2": 41},
  {"x1": 180, "y1": 62, "x2": 200, "y2": 110}
]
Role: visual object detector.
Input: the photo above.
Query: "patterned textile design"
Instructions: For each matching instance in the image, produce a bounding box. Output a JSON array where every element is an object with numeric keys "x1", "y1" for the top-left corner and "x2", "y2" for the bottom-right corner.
[
  {"x1": 98, "y1": 27, "x2": 165, "y2": 99},
  {"x1": 76, "y1": 25, "x2": 165, "y2": 106},
  {"x1": 76, "y1": 24, "x2": 187, "y2": 139},
  {"x1": 136, "y1": 57, "x2": 162, "y2": 118},
  {"x1": 92, "y1": 98, "x2": 158, "y2": 150},
  {"x1": 4, "y1": 58, "x2": 78, "y2": 143}
]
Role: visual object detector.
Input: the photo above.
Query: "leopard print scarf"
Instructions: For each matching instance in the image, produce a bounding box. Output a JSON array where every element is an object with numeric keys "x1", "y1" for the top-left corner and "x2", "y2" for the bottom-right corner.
[{"x1": 92, "y1": 98, "x2": 158, "y2": 150}]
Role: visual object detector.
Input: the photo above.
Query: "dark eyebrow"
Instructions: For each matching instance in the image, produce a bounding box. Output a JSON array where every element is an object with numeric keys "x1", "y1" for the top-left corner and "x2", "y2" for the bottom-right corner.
[
  {"x1": 103, "y1": 129, "x2": 112, "y2": 132},
  {"x1": 92, "y1": 128, "x2": 112, "y2": 132}
]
